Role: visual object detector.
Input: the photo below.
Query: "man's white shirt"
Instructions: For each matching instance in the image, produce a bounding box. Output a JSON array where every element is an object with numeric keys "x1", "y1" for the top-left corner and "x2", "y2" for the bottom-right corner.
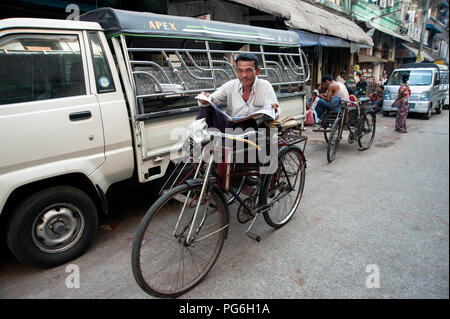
[{"x1": 198, "y1": 77, "x2": 280, "y2": 119}]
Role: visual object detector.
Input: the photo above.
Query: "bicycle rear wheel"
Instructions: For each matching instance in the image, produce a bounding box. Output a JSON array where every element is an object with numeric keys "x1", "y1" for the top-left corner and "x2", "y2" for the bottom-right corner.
[
  {"x1": 323, "y1": 122, "x2": 331, "y2": 143},
  {"x1": 132, "y1": 183, "x2": 227, "y2": 298},
  {"x1": 260, "y1": 146, "x2": 306, "y2": 228},
  {"x1": 357, "y1": 112, "x2": 376, "y2": 150},
  {"x1": 327, "y1": 118, "x2": 342, "y2": 163}
]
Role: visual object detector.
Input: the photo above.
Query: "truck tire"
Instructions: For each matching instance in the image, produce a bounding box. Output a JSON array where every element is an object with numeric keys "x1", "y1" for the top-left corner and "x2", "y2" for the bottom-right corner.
[
  {"x1": 6, "y1": 186, "x2": 98, "y2": 268},
  {"x1": 424, "y1": 104, "x2": 432, "y2": 120},
  {"x1": 436, "y1": 101, "x2": 442, "y2": 114}
]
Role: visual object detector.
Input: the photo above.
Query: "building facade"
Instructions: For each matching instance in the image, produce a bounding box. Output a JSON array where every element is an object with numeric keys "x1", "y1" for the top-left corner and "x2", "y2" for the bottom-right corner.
[
  {"x1": 0, "y1": 0, "x2": 447, "y2": 90},
  {"x1": 349, "y1": 0, "x2": 448, "y2": 86}
]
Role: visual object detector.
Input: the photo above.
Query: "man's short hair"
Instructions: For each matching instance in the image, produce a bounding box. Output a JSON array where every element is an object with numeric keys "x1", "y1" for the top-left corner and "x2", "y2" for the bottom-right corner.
[
  {"x1": 235, "y1": 53, "x2": 259, "y2": 69},
  {"x1": 340, "y1": 70, "x2": 347, "y2": 76},
  {"x1": 322, "y1": 74, "x2": 333, "y2": 82}
]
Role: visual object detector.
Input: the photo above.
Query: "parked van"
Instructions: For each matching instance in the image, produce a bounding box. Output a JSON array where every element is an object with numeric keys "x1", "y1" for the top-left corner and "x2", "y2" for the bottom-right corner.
[
  {"x1": 437, "y1": 64, "x2": 449, "y2": 109},
  {"x1": 383, "y1": 62, "x2": 444, "y2": 119},
  {"x1": 0, "y1": 8, "x2": 309, "y2": 267}
]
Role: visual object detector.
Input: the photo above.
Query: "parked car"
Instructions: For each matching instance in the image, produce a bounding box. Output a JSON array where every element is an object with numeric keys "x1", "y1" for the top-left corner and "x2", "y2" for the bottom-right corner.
[
  {"x1": 383, "y1": 62, "x2": 445, "y2": 119},
  {"x1": 0, "y1": 8, "x2": 310, "y2": 267}
]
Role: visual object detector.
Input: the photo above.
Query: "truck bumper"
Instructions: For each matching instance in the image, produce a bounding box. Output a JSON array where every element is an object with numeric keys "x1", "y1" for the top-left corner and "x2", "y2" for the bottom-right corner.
[{"x1": 383, "y1": 100, "x2": 431, "y2": 113}]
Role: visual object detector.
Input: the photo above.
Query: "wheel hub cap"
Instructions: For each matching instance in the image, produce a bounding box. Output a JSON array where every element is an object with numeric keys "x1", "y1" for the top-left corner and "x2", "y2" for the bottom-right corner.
[{"x1": 33, "y1": 205, "x2": 84, "y2": 253}]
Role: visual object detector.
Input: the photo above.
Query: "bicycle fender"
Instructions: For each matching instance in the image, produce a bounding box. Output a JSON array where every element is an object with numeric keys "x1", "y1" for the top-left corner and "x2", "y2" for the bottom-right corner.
[
  {"x1": 278, "y1": 145, "x2": 307, "y2": 168},
  {"x1": 184, "y1": 178, "x2": 204, "y2": 188},
  {"x1": 364, "y1": 104, "x2": 377, "y2": 112}
]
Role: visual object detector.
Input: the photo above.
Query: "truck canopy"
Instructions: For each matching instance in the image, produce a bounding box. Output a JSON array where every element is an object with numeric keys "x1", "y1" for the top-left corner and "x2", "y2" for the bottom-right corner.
[
  {"x1": 79, "y1": 7, "x2": 300, "y2": 47},
  {"x1": 397, "y1": 62, "x2": 440, "y2": 71}
]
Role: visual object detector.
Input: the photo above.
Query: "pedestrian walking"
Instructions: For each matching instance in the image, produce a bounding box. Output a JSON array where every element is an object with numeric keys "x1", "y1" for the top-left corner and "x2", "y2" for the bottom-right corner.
[{"x1": 394, "y1": 73, "x2": 410, "y2": 134}]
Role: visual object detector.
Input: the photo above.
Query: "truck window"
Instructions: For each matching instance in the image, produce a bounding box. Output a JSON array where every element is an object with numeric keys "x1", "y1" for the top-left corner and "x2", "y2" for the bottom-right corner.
[
  {"x1": 388, "y1": 70, "x2": 433, "y2": 86},
  {"x1": 0, "y1": 34, "x2": 86, "y2": 105},
  {"x1": 87, "y1": 32, "x2": 115, "y2": 93}
]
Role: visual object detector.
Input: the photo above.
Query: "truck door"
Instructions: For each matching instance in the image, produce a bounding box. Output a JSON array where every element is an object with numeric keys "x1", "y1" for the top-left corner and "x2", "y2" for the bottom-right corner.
[{"x1": 0, "y1": 31, "x2": 105, "y2": 180}]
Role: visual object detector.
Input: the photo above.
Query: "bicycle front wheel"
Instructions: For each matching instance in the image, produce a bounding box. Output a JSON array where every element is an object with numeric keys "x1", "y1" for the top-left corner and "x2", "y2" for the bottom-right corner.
[
  {"x1": 132, "y1": 183, "x2": 227, "y2": 298},
  {"x1": 357, "y1": 112, "x2": 376, "y2": 150},
  {"x1": 327, "y1": 118, "x2": 342, "y2": 163},
  {"x1": 260, "y1": 146, "x2": 306, "y2": 228}
]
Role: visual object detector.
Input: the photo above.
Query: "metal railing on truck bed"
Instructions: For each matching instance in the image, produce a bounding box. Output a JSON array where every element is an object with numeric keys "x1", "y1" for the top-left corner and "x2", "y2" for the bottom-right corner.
[{"x1": 79, "y1": 8, "x2": 309, "y2": 120}]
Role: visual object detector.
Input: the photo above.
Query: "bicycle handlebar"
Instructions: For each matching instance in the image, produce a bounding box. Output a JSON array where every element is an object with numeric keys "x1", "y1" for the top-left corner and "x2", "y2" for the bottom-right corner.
[{"x1": 207, "y1": 130, "x2": 264, "y2": 151}]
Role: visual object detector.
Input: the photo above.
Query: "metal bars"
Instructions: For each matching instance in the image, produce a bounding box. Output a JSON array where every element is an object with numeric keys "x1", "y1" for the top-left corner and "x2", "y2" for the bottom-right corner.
[{"x1": 124, "y1": 38, "x2": 308, "y2": 115}]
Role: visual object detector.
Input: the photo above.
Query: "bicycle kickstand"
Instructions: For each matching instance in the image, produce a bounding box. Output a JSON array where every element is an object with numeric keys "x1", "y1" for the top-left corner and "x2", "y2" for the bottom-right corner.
[{"x1": 245, "y1": 213, "x2": 262, "y2": 242}]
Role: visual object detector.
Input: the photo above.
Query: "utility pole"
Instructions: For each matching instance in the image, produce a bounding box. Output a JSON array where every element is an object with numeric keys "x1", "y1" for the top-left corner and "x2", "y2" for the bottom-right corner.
[{"x1": 417, "y1": 0, "x2": 431, "y2": 62}]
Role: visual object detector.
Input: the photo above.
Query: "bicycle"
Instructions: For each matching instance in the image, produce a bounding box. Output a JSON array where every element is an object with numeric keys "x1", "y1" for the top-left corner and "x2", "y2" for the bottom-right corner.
[
  {"x1": 131, "y1": 124, "x2": 307, "y2": 298},
  {"x1": 314, "y1": 97, "x2": 376, "y2": 163}
]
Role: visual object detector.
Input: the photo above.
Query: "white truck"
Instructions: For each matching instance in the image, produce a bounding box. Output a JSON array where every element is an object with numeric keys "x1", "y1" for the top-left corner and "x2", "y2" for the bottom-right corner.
[
  {"x1": 383, "y1": 62, "x2": 446, "y2": 119},
  {"x1": 0, "y1": 8, "x2": 309, "y2": 267}
]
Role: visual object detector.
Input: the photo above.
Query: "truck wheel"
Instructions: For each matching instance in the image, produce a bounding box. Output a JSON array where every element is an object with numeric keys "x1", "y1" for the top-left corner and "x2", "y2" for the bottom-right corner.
[
  {"x1": 6, "y1": 186, "x2": 98, "y2": 268},
  {"x1": 382, "y1": 111, "x2": 390, "y2": 117},
  {"x1": 424, "y1": 105, "x2": 432, "y2": 120},
  {"x1": 436, "y1": 101, "x2": 442, "y2": 114}
]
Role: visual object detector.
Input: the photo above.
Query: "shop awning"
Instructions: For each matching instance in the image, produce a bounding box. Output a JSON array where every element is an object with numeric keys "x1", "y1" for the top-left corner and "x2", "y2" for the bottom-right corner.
[
  {"x1": 357, "y1": 54, "x2": 388, "y2": 64},
  {"x1": 292, "y1": 29, "x2": 350, "y2": 47},
  {"x1": 426, "y1": 23, "x2": 443, "y2": 33},
  {"x1": 319, "y1": 35, "x2": 350, "y2": 47},
  {"x1": 227, "y1": 0, "x2": 374, "y2": 46},
  {"x1": 365, "y1": 22, "x2": 413, "y2": 43},
  {"x1": 402, "y1": 44, "x2": 436, "y2": 62}
]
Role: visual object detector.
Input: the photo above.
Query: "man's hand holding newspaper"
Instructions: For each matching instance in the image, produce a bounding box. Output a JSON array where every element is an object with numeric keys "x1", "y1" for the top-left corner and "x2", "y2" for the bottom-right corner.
[{"x1": 195, "y1": 93, "x2": 277, "y2": 122}]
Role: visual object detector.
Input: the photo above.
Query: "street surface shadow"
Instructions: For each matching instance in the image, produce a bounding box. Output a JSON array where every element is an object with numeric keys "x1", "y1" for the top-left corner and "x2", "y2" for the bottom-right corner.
[{"x1": 374, "y1": 141, "x2": 395, "y2": 148}]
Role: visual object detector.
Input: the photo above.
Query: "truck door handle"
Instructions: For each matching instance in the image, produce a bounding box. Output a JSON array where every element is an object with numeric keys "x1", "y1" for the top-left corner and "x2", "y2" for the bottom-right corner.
[{"x1": 69, "y1": 111, "x2": 92, "y2": 121}]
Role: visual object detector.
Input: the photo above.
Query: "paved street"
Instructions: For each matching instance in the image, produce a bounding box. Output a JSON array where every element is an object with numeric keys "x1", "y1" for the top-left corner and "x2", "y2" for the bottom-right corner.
[{"x1": 0, "y1": 110, "x2": 448, "y2": 299}]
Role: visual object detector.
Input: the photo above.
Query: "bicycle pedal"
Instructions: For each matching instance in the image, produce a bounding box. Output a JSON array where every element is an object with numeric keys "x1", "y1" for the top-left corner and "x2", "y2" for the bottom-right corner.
[{"x1": 246, "y1": 232, "x2": 261, "y2": 242}]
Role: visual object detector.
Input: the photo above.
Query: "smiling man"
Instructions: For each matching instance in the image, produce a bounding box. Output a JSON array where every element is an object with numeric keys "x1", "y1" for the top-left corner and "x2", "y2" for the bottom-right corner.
[{"x1": 197, "y1": 52, "x2": 279, "y2": 131}]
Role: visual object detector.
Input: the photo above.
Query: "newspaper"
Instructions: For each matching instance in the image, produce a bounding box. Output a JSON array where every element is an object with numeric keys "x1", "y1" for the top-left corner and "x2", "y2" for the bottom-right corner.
[{"x1": 195, "y1": 93, "x2": 275, "y2": 122}]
